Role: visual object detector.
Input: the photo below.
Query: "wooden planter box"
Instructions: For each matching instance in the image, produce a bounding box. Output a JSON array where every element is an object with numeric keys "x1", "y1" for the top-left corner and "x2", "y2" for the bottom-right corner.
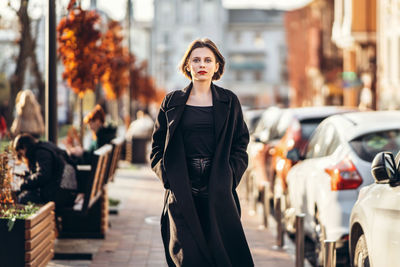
[{"x1": 0, "y1": 202, "x2": 56, "y2": 267}]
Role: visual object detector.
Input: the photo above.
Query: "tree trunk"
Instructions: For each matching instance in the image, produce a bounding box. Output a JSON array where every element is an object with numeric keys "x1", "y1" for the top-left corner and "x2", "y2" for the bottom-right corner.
[
  {"x1": 30, "y1": 19, "x2": 45, "y2": 119},
  {"x1": 9, "y1": 0, "x2": 44, "y2": 129},
  {"x1": 9, "y1": 0, "x2": 31, "y2": 125}
]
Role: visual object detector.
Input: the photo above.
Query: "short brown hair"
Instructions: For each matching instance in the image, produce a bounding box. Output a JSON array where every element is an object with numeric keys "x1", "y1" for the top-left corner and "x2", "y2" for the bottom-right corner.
[
  {"x1": 179, "y1": 38, "x2": 225, "y2": 81},
  {"x1": 84, "y1": 104, "x2": 105, "y2": 124}
]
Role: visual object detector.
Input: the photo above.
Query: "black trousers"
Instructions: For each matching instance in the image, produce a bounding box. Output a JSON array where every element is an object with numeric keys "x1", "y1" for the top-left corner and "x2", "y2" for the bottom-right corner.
[{"x1": 187, "y1": 157, "x2": 212, "y2": 244}]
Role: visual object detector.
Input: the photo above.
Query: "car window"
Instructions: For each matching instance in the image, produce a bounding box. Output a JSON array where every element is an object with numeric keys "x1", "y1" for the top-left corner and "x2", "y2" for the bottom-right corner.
[
  {"x1": 253, "y1": 108, "x2": 282, "y2": 141},
  {"x1": 306, "y1": 123, "x2": 340, "y2": 158},
  {"x1": 276, "y1": 112, "x2": 292, "y2": 138},
  {"x1": 325, "y1": 126, "x2": 341, "y2": 156},
  {"x1": 350, "y1": 129, "x2": 400, "y2": 162},
  {"x1": 300, "y1": 118, "x2": 324, "y2": 139},
  {"x1": 306, "y1": 125, "x2": 324, "y2": 158}
]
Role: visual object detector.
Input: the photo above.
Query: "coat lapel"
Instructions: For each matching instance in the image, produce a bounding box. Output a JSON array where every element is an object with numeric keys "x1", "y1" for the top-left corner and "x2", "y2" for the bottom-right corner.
[
  {"x1": 211, "y1": 83, "x2": 230, "y2": 143},
  {"x1": 164, "y1": 83, "x2": 192, "y2": 153}
]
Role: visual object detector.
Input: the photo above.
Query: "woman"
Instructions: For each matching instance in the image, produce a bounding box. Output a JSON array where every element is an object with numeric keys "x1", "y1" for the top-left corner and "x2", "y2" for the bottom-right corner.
[
  {"x1": 150, "y1": 38, "x2": 254, "y2": 267},
  {"x1": 66, "y1": 104, "x2": 116, "y2": 164},
  {"x1": 13, "y1": 133, "x2": 77, "y2": 210},
  {"x1": 11, "y1": 90, "x2": 45, "y2": 139}
]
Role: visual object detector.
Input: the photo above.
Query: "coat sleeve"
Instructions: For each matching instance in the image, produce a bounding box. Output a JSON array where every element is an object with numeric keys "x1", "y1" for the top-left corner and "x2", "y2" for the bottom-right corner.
[
  {"x1": 21, "y1": 149, "x2": 54, "y2": 190},
  {"x1": 229, "y1": 94, "x2": 249, "y2": 189},
  {"x1": 150, "y1": 97, "x2": 169, "y2": 189}
]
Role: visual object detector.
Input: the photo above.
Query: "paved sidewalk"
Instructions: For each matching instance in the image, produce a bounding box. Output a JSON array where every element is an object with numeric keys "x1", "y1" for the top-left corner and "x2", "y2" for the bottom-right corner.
[{"x1": 50, "y1": 163, "x2": 296, "y2": 267}]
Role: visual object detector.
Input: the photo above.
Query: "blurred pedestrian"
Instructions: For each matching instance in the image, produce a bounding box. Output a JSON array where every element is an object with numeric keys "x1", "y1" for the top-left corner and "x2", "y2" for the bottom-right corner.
[
  {"x1": 126, "y1": 110, "x2": 154, "y2": 140},
  {"x1": 150, "y1": 38, "x2": 253, "y2": 267},
  {"x1": 10, "y1": 90, "x2": 45, "y2": 139},
  {"x1": 13, "y1": 133, "x2": 77, "y2": 210},
  {"x1": 66, "y1": 104, "x2": 116, "y2": 163}
]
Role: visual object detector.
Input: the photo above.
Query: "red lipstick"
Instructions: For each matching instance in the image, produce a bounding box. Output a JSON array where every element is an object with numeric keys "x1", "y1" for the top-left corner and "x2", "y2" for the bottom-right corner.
[{"x1": 198, "y1": 71, "x2": 207, "y2": 75}]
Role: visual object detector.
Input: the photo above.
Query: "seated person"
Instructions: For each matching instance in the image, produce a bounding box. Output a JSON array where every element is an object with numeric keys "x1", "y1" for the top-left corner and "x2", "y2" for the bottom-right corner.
[
  {"x1": 13, "y1": 133, "x2": 77, "y2": 210},
  {"x1": 67, "y1": 104, "x2": 116, "y2": 164}
]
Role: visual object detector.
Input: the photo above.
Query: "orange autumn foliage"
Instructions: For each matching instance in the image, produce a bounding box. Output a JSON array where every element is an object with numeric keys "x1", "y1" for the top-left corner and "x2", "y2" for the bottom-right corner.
[
  {"x1": 57, "y1": 1, "x2": 105, "y2": 98},
  {"x1": 129, "y1": 60, "x2": 164, "y2": 104},
  {"x1": 100, "y1": 20, "x2": 129, "y2": 100}
]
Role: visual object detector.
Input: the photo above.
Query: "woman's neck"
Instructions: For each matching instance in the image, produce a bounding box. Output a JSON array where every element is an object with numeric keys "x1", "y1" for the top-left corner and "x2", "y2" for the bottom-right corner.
[
  {"x1": 192, "y1": 80, "x2": 211, "y2": 95},
  {"x1": 187, "y1": 80, "x2": 213, "y2": 106}
]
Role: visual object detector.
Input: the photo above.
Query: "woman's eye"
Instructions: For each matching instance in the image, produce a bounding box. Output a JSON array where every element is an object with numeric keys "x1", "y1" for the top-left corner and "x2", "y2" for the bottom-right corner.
[
  {"x1": 193, "y1": 59, "x2": 199, "y2": 62},
  {"x1": 206, "y1": 59, "x2": 212, "y2": 63}
]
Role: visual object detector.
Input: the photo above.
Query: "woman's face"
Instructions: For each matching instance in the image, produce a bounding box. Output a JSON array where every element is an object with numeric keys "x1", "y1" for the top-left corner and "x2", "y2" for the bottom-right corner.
[
  {"x1": 89, "y1": 119, "x2": 102, "y2": 133},
  {"x1": 187, "y1": 47, "x2": 219, "y2": 82}
]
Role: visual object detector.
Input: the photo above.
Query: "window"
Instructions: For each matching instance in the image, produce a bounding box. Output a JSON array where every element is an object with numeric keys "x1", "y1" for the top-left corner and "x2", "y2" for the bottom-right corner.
[
  {"x1": 236, "y1": 71, "x2": 242, "y2": 81},
  {"x1": 254, "y1": 71, "x2": 262, "y2": 81},
  {"x1": 306, "y1": 123, "x2": 340, "y2": 159},
  {"x1": 350, "y1": 129, "x2": 400, "y2": 162},
  {"x1": 163, "y1": 33, "x2": 169, "y2": 45},
  {"x1": 235, "y1": 31, "x2": 242, "y2": 43},
  {"x1": 254, "y1": 32, "x2": 264, "y2": 47}
]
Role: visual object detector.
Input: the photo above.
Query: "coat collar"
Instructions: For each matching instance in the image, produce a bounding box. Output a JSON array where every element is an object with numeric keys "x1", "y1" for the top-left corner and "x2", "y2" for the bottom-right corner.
[
  {"x1": 164, "y1": 82, "x2": 230, "y2": 154},
  {"x1": 165, "y1": 82, "x2": 229, "y2": 109}
]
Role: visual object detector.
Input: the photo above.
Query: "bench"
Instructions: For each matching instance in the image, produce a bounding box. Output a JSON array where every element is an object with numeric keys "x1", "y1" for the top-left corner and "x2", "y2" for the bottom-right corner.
[
  {"x1": 56, "y1": 144, "x2": 113, "y2": 239},
  {"x1": 104, "y1": 137, "x2": 125, "y2": 185},
  {"x1": 0, "y1": 202, "x2": 55, "y2": 267}
]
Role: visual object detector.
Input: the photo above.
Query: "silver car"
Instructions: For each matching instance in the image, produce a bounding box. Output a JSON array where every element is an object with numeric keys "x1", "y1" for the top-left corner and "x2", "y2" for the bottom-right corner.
[
  {"x1": 350, "y1": 150, "x2": 400, "y2": 267},
  {"x1": 285, "y1": 111, "x2": 400, "y2": 265}
]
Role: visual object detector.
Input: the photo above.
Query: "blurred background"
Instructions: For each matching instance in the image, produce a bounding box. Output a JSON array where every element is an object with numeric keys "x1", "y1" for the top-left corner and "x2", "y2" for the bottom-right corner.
[{"x1": 0, "y1": 0, "x2": 393, "y2": 145}]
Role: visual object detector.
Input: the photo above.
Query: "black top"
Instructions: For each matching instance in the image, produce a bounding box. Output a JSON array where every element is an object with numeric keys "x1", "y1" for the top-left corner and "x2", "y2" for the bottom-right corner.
[{"x1": 181, "y1": 105, "x2": 215, "y2": 158}]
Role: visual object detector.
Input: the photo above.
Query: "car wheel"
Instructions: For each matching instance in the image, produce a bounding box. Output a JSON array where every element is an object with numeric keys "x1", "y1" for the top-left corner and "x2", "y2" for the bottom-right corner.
[
  {"x1": 314, "y1": 213, "x2": 326, "y2": 267},
  {"x1": 353, "y1": 234, "x2": 370, "y2": 267}
]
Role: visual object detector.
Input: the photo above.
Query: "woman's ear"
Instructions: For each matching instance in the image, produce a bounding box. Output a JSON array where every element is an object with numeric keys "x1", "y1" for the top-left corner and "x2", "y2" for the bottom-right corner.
[{"x1": 215, "y1": 62, "x2": 219, "y2": 73}]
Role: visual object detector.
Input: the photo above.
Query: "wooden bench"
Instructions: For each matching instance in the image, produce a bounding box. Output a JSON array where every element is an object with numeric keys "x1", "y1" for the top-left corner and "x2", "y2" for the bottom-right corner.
[
  {"x1": 104, "y1": 137, "x2": 125, "y2": 185},
  {"x1": 56, "y1": 144, "x2": 113, "y2": 239}
]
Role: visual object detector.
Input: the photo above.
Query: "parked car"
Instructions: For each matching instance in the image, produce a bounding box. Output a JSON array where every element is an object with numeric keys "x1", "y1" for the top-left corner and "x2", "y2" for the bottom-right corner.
[
  {"x1": 350, "y1": 150, "x2": 400, "y2": 267},
  {"x1": 285, "y1": 111, "x2": 400, "y2": 266},
  {"x1": 243, "y1": 108, "x2": 265, "y2": 135},
  {"x1": 245, "y1": 107, "x2": 285, "y2": 208},
  {"x1": 242, "y1": 108, "x2": 267, "y2": 203},
  {"x1": 271, "y1": 106, "x2": 358, "y2": 209}
]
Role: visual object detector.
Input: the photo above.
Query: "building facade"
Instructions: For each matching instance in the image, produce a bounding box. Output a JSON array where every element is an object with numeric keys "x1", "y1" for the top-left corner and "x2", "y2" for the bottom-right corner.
[
  {"x1": 377, "y1": 0, "x2": 400, "y2": 109},
  {"x1": 331, "y1": 0, "x2": 376, "y2": 108},
  {"x1": 150, "y1": 0, "x2": 288, "y2": 107},
  {"x1": 285, "y1": 0, "x2": 343, "y2": 107},
  {"x1": 224, "y1": 9, "x2": 288, "y2": 107},
  {"x1": 151, "y1": 0, "x2": 226, "y2": 92}
]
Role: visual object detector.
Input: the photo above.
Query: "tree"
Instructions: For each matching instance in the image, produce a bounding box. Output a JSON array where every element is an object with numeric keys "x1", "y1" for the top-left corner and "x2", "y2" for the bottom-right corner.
[
  {"x1": 8, "y1": 0, "x2": 45, "y2": 128},
  {"x1": 57, "y1": 0, "x2": 105, "y2": 141},
  {"x1": 100, "y1": 20, "x2": 129, "y2": 101},
  {"x1": 129, "y1": 60, "x2": 164, "y2": 111}
]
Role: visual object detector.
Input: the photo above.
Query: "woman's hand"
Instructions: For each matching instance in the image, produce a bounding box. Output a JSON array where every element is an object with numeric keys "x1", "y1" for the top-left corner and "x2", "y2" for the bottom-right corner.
[{"x1": 66, "y1": 145, "x2": 84, "y2": 157}]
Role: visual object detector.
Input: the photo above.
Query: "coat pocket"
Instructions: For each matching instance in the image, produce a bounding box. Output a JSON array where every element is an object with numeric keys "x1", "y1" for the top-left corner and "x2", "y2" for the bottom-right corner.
[{"x1": 167, "y1": 192, "x2": 186, "y2": 225}]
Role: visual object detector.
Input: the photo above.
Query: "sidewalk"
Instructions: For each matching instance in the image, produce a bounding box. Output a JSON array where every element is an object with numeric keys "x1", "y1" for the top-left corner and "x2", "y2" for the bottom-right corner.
[{"x1": 50, "y1": 163, "x2": 296, "y2": 267}]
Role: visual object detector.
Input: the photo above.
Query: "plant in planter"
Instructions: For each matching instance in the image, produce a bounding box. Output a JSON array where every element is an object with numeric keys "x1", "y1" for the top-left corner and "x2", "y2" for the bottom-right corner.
[
  {"x1": 0, "y1": 151, "x2": 56, "y2": 266},
  {"x1": 0, "y1": 150, "x2": 15, "y2": 205}
]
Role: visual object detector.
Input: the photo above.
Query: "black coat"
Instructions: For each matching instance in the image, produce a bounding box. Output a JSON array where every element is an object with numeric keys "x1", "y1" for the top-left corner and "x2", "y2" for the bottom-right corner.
[
  {"x1": 21, "y1": 142, "x2": 66, "y2": 203},
  {"x1": 150, "y1": 83, "x2": 254, "y2": 267}
]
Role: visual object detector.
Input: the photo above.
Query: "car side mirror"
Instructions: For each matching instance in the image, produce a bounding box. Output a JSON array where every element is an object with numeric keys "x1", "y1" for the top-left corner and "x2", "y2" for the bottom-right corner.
[
  {"x1": 371, "y1": 152, "x2": 397, "y2": 183},
  {"x1": 286, "y1": 148, "x2": 303, "y2": 162}
]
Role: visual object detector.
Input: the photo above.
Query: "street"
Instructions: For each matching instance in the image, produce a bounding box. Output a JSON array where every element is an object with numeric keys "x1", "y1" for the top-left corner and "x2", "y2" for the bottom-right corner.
[{"x1": 49, "y1": 162, "x2": 297, "y2": 267}]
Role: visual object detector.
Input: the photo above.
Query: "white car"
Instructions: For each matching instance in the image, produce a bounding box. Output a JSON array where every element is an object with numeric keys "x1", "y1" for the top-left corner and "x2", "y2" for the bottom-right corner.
[
  {"x1": 285, "y1": 111, "x2": 400, "y2": 266},
  {"x1": 350, "y1": 151, "x2": 400, "y2": 267}
]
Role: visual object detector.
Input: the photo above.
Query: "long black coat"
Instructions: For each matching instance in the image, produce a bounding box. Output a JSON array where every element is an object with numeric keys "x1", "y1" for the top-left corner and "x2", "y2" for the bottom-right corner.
[{"x1": 150, "y1": 83, "x2": 254, "y2": 267}]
